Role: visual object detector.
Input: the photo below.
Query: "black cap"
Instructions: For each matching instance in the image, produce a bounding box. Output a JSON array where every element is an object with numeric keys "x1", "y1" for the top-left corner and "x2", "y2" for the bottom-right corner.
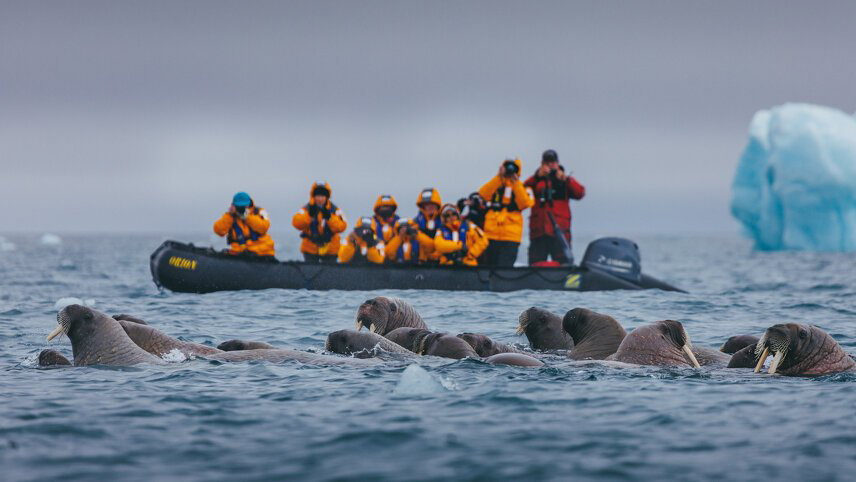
[
  {"x1": 312, "y1": 186, "x2": 330, "y2": 197},
  {"x1": 542, "y1": 149, "x2": 559, "y2": 164}
]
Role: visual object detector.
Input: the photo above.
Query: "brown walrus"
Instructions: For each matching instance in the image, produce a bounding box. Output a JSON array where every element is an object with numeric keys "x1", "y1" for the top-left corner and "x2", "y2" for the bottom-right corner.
[
  {"x1": 727, "y1": 344, "x2": 758, "y2": 368},
  {"x1": 385, "y1": 328, "x2": 478, "y2": 359},
  {"x1": 354, "y1": 296, "x2": 427, "y2": 335},
  {"x1": 753, "y1": 323, "x2": 856, "y2": 376},
  {"x1": 484, "y1": 353, "x2": 544, "y2": 367},
  {"x1": 217, "y1": 340, "x2": 276, "y2": 351},
  {"x1": 562, "y1": 308, "x2": 627, "y2": 360},
  {"x1": 720, "y1": 335, "x2": 760, "y2": 354},
  {"x1": 690, "y1": 346, "x2": 731, "y2": 367},
  {"x1": 457, "y1": 333, "x2": 528, "y2": 357},
  {"x1": 47, "y1": 305, "x2": 166, "y2": 366},
  {"x1": 516, "y1": 307, "x2": 574, "y2": 351},
  {"x1": 118, "y1": 320, "x2": 222, "y2": 358},
  {"x1": 606, "y1": 320, "x2": 701, "y2": 368},
  {"x1": 326, "y1": 329, "x2": 414, "y2": 357},
  {"x1": 38, "y1": 348, "x2": 72, "y2": 367}
]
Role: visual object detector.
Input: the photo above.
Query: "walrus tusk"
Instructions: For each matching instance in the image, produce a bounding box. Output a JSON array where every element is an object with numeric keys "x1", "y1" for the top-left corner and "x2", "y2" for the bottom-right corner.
[
  {"x1": 355, "y1": 321, "x2": 363, "y2": 331},
  {"x1": 754, "y1": 347, "x2": 769, "y2": 373},
  {"x1": 46, "y1": 324, "x2": 65, "y2": 342},
  {"x1": 369, "y1": 323, "x2": 377, "y2": 333},
  {"x1": 768, "y1": 351, "x2": 785, "y2": 375},
  {"x1": 682, "y1": 345, "x2": 701, "y2": 368}
]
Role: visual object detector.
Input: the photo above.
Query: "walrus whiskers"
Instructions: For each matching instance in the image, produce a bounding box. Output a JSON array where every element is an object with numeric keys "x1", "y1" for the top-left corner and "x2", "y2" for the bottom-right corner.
[
  {"x1": 46, "y1": 311, "x2": 71, "y2": 342},
  {"x1": 515, "y1": 311, "x2": 529, "y2": 335}
]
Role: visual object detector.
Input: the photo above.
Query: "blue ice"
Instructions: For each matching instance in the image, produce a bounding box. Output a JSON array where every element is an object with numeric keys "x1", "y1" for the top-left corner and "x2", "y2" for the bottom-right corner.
[{"x1": 731, "y1": 103, "x2": 856, "y2": 251}]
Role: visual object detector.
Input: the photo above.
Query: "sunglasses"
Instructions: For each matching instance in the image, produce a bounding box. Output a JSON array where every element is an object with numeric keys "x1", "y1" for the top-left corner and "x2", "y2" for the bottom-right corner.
[{"x1": 441, "y1": 211, "x2": 459, "y2": 219}]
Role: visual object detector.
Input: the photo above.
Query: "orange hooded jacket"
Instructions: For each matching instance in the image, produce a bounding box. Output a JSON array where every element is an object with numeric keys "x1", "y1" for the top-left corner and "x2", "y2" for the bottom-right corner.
[
  {"x1": 213, "y1": 203, "x2": 275, "y2": 256},
  {"x1": 478, "y1": 159, "x2": 534, "y2": 243},
  {"x1": 338, "y1": 217, "x2": 385, "y2": 264},
  {"x1": 292, "y1": 182, "x2": 348, "y2": 256},
  {"x1": 433, "y1": 204, "x2": 489, "y2": 266}
]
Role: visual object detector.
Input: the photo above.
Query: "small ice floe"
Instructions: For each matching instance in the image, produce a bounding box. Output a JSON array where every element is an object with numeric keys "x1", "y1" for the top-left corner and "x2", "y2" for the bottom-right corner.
[
  {"x1": 54, "y1": 297, "x2": 95, "y2": 311},
  {"x1": 40, "y1": 234, "x2": 62, "y2": 246},
  {"x1": 393, "y1": 364, "x2": 449, "y2": 396},
  {"x1": 161, "y1": 349, "x2": 188, "y2": 363},
  {"x1": 0, "y1": 236, "x2": 16, "y2": 252}
]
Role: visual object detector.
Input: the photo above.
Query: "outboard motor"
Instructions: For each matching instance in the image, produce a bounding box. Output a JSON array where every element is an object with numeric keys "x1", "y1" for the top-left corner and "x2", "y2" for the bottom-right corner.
[{"x1": 581, "y1": 237, "x2": 642, "y2": 284}]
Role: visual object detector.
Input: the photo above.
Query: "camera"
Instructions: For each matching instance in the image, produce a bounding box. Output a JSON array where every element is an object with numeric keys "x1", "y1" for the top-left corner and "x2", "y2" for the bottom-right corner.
[
  {"x1": 234, "y1": 205, "x2": 247, "y2": 215},
  {"x1": 404, "y1": 225, "x2": 418, "y2": 237},
  {"x1": 355, "y1": 226, "x2": 374, "y2": 241},
  {"x1": 502, "y1": 160, "x2": 519, "y2": 176}
]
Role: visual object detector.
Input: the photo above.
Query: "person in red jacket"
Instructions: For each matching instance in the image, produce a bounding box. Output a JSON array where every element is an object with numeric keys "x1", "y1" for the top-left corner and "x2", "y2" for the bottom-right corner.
[{"x1": 523, "y1": 149, "x2": 585, "y2": 265}]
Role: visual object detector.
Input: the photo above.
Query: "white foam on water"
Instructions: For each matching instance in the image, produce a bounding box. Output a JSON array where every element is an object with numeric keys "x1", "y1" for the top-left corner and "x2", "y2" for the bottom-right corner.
[
  {"x1": 393, "y1": 364, "x2": 449, "y2": 396},
  {"x1": 54, "y1": 297, "x2": 95, "y2": 311},
  {"x1": 40, "y1": 234, "x2": 62, "y2": 246},
  {"x1": 161, "y1": 349, "x2": 188, "y2": 363}
]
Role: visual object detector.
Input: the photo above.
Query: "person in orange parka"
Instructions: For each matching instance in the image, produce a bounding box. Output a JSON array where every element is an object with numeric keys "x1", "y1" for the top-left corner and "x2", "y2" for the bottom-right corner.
[
  {"x1": 385, "y1": 218, "x2": 428, "y2": 264},
  {"x1": 292, "y1": 182, "x2": 348, "y2": 263},
  {"x1": 433, "y1": 204, "x2": 489, "y2": 266},
  {"x1": 478, "y1": 158, "x2": 534, "y2": 267},
  {"x1": 338, "y1": 217, "x2": 385, "y2": 265},
  {"x1": 213, "y1": 191, "x2": 275, "y2": 256},
  {"x1": 370, "y1": 194, "x2": 400, "y2": 251},
  {"x1": 413, "y1": 187, "x2": 443, "y2": 263}
]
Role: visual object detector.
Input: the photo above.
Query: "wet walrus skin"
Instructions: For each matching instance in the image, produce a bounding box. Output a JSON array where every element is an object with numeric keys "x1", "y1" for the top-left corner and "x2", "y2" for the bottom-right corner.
[
  {"x1": 720, "y1": 335, "x2": 760, "y2": 355},
  {"x1": 118, "y1": 320, "x2": 222, "y2": 358},
  {"x1": 606, "y1": 320, "x2": 701, "y2": 368},
  {"x1": 355, "y1": 297, "x2": 427, "y2": 335},
  {"x1": 457, "y1": 333, "x2": 529, "y2": 357},
  {"x1": 217, "y1": 340, "x2": 276, "y2": 351},
  {"x1": 753, "y1": 323, "x2": 856, "y2": 376},
  {"x1": 484, "y1": 353, "x2": 544, "y2": 367},
  {"x1": 326, "y1": 330, "x2": 414, "y2": 357},
  {"x1": 385, "y1": 328, "x2": 479, "y2": 360},
  {"x1": 47, "y1": 305, "x2": 166, "y2": 366},
  {"x1": 562, "y1": 308, "x2": 627, "y2": 360},
  {"x1": 38, "y1": 348, "x2": 72, "y2": 367},
  {"x1": 727, "y1": 344, "x2": 758, "y2": 368},
  {"x1": 516, "y1": 307, "x2": 574, "y2": 351},
  {"x1": 691, "y1": 346, "x2": 731, "y2": 367}
]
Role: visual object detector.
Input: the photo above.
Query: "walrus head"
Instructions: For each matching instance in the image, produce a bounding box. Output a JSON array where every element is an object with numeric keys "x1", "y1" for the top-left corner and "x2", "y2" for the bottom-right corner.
[
  {"x1": 457, "y1": 333, "x2": 496, "y2": 357},
  {"x1": 355, "y1": 296, "x2": 393, "y2": 334},
  {"x1": 516, "y1": 307, "x2": 574, "y2": 351},
  {"x1": 754, "y1": 323, "x2": 855, "y2": 376},
  {"x1": 611, "y1": 320, "x2": 700, "y2": 368},
  {"x1": 47, "y1": 304, "x2": 92, "y2": 342},
  {"x1": 719, "y1": 334, "x2": 760, "y2": 354},
  {"x1": 562, "y1": 307, "x2": 626, "y2": 360}
]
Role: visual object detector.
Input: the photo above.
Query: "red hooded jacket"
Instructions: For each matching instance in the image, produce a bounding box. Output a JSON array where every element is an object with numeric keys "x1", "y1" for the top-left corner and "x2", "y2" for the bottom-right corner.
[{"x1": 524, "y1": 169, "x2": 585, "y2": 239}]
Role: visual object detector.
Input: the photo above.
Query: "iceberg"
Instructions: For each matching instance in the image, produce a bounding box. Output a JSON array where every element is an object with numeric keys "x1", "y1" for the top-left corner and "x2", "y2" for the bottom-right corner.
[
  {"x1": 392, "y1": 364, "x2": 448, "y2": 396},
  {"x1": 731, "y1": 103, "x2": 856, "y2": 251}
]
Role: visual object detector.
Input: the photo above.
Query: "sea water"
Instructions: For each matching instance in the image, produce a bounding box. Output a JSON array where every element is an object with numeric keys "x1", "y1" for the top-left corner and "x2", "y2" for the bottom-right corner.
[{"x1": 1, "y1": 234, "x2": 855, "y2": 481}]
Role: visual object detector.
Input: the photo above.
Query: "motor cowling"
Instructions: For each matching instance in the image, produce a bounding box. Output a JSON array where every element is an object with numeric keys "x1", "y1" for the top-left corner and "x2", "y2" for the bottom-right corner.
[{"x1": 581, "y1": 237, "x2": 641, "y2": 283}]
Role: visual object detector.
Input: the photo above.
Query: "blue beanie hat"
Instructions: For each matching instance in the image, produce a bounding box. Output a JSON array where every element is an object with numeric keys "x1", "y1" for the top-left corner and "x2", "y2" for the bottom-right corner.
[{"x1": 232, "y1": 192, "x2": 252, "y2": 207}]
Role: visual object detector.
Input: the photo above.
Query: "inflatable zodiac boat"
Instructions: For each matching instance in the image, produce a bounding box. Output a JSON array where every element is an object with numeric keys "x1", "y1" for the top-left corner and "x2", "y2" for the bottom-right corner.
[{"x1": 150, "y1": 238, "x2": 685, "y2": 293}]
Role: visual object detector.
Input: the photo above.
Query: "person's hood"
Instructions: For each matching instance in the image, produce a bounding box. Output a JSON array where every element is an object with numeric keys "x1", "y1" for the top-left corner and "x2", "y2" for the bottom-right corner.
[
  {"x1": 416, "y1": 188, "x2": 442, "y2": 208},
  {"x1": 309, "y1": 181, "x2": 332, "y2": 204},
  {"x1": 374, "y1": 194, "x2": 398, "y2": 213}
]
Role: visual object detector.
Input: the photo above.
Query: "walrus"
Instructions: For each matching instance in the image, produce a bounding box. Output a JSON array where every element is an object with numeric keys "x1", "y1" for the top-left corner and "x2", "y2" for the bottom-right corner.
[
  {"x1": 516, "y1": 307, "x2": 574, "y2": 351},
  {"x1": 753, "y1": 323, "x2": 856, "y2": 376},
  {"x1": 484, "y1": 353, "x2": 544, "y2": 367},
  {"x1": 385, "y1": 328, "x2": 478, "y2": 359},
  {"x1": 118, "y1": 320, "x2": 222, "y2": 358},
  {"x1": 326, "y1": 330, "x2": 414, "y2": 357},
  {"x1": 607, "y1": 320, "x2": 701, "y2": 368},
  {"x1": 217, "y1": 340, "x2": 276, "y2": 351},
  {"x1": 720, "y1": 335, "x2": 760, "y2": 354},
  {"x1": 47, "y1": 305, "x2": 166, "y2": 366},
  {"x1": 112, "y1": 314, "x2": 148, "y2": 325},
  {"x1": 562, "y1": 308, "x2": 627, "y2": 360},
  {"x1": 727, "y1": 344, "x2": 758, "y2": 368},
  {"x1": 38, "y1": 348, "x2": 71, "y2": 367},
  {"x1": 457, "y1": 333, "x2": 528, "y2": 357},
  {"x1": 690, "y1": 347, "x2": 731, "y2": 367},
  {"x1": 355, "y1": 296, "x2": 427, "y2": 335}
]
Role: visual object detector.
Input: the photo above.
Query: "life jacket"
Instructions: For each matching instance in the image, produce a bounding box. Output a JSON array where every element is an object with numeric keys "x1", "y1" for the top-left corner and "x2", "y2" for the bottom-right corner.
[
  {"x1": 395, "y1": 238, "x2": 420, "y2": 264},
  {"x1": 372, "y1": 214, "x2": 399, "y2": 245},
  {"x1": 414, "y1": 211, "x2": 439, "y2": 238},
  {"x1": 301, "y1": 201, "x2": 340, "y2": 245},
  {"x1": 228, "y1": 213, "x2": 261, "y2": 245}
]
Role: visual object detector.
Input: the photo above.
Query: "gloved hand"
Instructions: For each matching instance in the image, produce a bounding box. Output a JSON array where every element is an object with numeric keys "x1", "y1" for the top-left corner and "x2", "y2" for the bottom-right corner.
[
  {"x1": 308, "y1": 204, "x2": 319, "y2": 218},
  {"x1": 239, "y1": 207, "x2": 251, "y2": 220},
  {"x1": 320, "y1": 206, "x2": 331, "y2": 219}
]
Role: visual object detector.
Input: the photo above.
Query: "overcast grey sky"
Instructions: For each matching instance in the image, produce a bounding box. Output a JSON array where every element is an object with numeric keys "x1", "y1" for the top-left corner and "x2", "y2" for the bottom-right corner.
[{"x1": 2, "y1": 1, "x2": 854, "y2": 236}]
